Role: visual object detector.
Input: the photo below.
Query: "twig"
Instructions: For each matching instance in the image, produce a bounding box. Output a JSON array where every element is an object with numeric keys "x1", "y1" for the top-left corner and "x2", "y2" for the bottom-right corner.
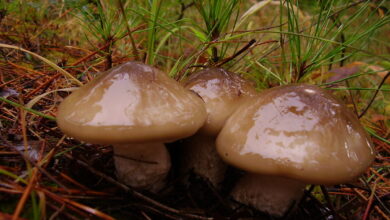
[
  {"x1": 117, "y1": 0, "x2": 140, "y2": 61},
  {"x1": 12, "y1": 168, "x2": 38, "y2": 220},
  {"x1": 70, "y1": 41, "x2": 111, "y2": 67},
  {"x1": 7, "y1": 61, "x2": 46, "y2": 77},
  {"x1": 345, "y1": 80, "x2": 359, "y2": 116},
  {"x1": 353, "y1": 187, "x2": 390, "y2": 219},
  {"x1": 330, "y1": 15, "x2": 359, "y2": 115},
  {"x1": 175, "y1": 44, "x2": 211, "y2": 81},
  {"x1": 42, "y1": 189, "x2": 115, "y2": 220},
  {"x1": 215, "y1": 39, "x2": 256, "y2": 67},
  {"x1": 58, "y1": 172, "x2": 90, "y2": 190},
  {"x1": 362, "y1": 180, "x2": 378, "y2": 220},
  {"x1": 226, "y1": 40, "x2": 279, "y2": 70},
  {"x1": 69, "y1": 24, "x2": 145, "y2": 67},
  {"x1": 12, "y1": 104, "x2": 36, "y2": 220},
  {"x1": 24, "y1": 72, "x2": 61, "y2": 98},
  {"x1": 48, "y1": 204, "x2": 66, "y2": 220},
  {"x1": 188, "y1": 64, "x2": 208, "y2": 68},
  {"x1": 358, "y1": 71, "x2": 390, "y2": 118},
  {"x1": 374, "y1": 205, "x2": 390, "y2": 220},
  {"x1": 302, "y1": 189, "x2": 330, "y2": 219},
  {"x1": 63, "y1": 153, "x2": 212, "y2": 220},
  {"x1": 360, "y1": 178, "x2": 390, "y2": 215},
  {"x1": 369, "y1": 168, "x2": 389, "y2": 184},
  {"x1": 113, "y1": 153, "x2": 158, "y2": 164},
  {"x1": 298, "y1": 184, "x2": 315, "y2": 204},
  {"x1": 320, "y1": 185, "x2": 341, "y2": 220},
  {"x1": 177, "y1": 1, "x2": 194, "y2": 21},
  {"x1": 0, "y1": 43, "x2": 82, "y2": 86},
  {"x1": 136, "y1": 204, "x2": 181, "y2": 220},
  {"x1": 0, "y1": 136, "x2": 69, "y2": 191}
]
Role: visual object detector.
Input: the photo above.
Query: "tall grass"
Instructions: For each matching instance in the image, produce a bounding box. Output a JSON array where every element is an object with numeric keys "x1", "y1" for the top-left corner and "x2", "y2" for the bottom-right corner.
[
  {"x1": 74, "y1": 0, "x2": 136, "y2": 69},
  {"x1": 192, "y1": 0, "x2": 240, "y2": 62},
  {"x1": 276, "y1": 0, "x2": 390, "y2": 83}
]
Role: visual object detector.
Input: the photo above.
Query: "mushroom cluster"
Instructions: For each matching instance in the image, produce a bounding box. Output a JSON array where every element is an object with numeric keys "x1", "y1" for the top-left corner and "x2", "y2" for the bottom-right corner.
[{"x1": 56, "y1": 62, "x2": 375, "y2": 217}]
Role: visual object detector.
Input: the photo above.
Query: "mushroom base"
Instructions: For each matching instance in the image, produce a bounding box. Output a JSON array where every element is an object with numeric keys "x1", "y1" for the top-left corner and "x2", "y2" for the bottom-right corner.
[
  {"x1": 113, "y1": 143, "x2": 171, "y2": 192},
  {"x1": 231, "y1": 174, "x2": 305, "y2": 217},
  {"x1": 181, "y1": 134, "x2": 227, "y2": 187}
]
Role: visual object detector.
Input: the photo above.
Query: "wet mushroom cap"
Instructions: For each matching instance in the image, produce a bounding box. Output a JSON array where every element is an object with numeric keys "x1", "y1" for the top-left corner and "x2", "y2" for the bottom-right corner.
[
  {"x1": 184, "y1": 68, "x2": 257, "y2": 135},
  {"x1": 216, "y1": 84, "x2": 375, "y2": 185},
  {"x1": 57, "y1": 61, "x2": 207, "y2": 144}
]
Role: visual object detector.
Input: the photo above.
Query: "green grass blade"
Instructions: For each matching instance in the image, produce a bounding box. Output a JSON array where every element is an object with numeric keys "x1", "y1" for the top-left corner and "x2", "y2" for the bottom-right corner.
[{"x1": 0, "y1": 97, "x2": 56, "y2": 121}]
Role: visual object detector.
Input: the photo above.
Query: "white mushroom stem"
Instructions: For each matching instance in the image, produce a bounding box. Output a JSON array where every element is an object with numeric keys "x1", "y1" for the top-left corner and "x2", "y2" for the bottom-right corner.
[
  {"x1": 231, "y1": 174, "x2": 305, "y2": 217},
  {"x1": 113, "y1": 143, "x2": 171, "y2": 192},
  {"x1": 181, "y1": 134, "x2": 227, "y2": 186}
]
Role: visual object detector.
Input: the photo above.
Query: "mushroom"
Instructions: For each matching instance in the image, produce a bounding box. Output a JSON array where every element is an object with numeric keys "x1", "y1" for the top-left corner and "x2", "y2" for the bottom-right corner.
[
  {"x1": 181, "y1": 68, "x2": 257, "y2": 186},
  {"x1": 216, "y1": 84, "x2": 375, "y2": 216},
  {"x1": 57, "y1": 61, "x2": 207, "y2": 192}
]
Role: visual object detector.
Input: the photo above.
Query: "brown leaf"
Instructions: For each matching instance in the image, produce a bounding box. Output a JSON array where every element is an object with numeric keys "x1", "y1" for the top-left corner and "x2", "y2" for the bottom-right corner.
[{"x1": 326, "y1": 62, "x2": 362, "y2": 85}]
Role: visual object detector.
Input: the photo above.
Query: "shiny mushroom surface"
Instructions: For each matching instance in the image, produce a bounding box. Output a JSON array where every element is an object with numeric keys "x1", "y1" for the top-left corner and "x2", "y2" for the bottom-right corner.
[
  {"x1": 57, "y1": 61, "x2": 207, "y2": 191},
  {"x1": 185, "y1": 67, "x2": 257, "y2": 135},
  {"x1": 216, "y1": 84, "x2": 375, "y2": 216},
  {"x1": 58, "y1": 61, "x2": 207, "y2": 144},
  {"x1": 181, "y1": 68, "x2": 257, "y2": 186}
]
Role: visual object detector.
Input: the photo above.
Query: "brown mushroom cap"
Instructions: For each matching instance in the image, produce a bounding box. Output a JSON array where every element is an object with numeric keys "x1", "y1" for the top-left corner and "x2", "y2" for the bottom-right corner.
[
  {"x1": 57, "y1": 61, "x2": 207, "y2": 144},
  {"x1": 184, "y1": 68, "x2": 257, "y2": 135},
  {"x1": 216, "y1": 84, "x2": 375, "y2": 185}
]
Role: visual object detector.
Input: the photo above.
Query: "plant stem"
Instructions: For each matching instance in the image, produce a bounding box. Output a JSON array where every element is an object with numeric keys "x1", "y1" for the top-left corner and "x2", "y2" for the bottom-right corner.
[
  {"x1": 358, "y1": 71, "x2": 390, "y2": 118},
  {"x1": 117, "y1": 0, "x2": 140, "y2": 61}
]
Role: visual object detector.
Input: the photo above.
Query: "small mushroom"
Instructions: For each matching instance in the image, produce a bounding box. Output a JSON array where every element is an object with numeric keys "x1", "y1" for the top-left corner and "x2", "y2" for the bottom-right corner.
[
  {"x1": 216, "y1": 84, "x2": 375, "y2": 216},
  {"x1": 57, "y1": 61, "x2": 207, "y2": 192},
  {"x1": 181, "y1": 68, "x2": 257, "y2": 186}
]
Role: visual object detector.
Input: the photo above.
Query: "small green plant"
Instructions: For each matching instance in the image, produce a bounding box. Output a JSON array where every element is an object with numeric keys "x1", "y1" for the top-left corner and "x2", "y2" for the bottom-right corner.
[
  {"x1": 74, "y1": 0, "x2": 137, "y2": 69},
  {"x1": 192, "y1": 0, "x2": 240, "y2": 62}
]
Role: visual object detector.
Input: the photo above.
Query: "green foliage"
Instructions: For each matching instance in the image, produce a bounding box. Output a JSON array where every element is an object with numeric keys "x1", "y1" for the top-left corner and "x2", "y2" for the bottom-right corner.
[
  {"x1": 279, "y1": 0, "x2": 390, "y2": 83},
  {"x1": 194, "y1": 0, "x2": 239, "y2": 41},
  {"x1": 146, "y1": 0, "x2": 162, "y2": 65},
  {"x1": 75, "y1": 0, "x2": 128, "y2": 43},
  {"x1": 127, "y1": 0, "x2": 192, "y2": 66},
  {"x1": 0, "y1": 0, "x2": 18, "y2": 13},
  {"x1": 193, "y1": 0, "x2": 240, "y2": 61}
]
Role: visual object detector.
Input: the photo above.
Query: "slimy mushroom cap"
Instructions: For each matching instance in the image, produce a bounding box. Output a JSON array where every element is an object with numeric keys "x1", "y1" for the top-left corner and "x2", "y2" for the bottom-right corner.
[
  {"x1": 217, "y1": 84, "x2": 375, "y2": 185},
  {"x1": 57, "y1": 61, "x2": 207, "y2": 144},
  {"x1": 185, "y1": 68, "x2": 257, "y2": 136}
]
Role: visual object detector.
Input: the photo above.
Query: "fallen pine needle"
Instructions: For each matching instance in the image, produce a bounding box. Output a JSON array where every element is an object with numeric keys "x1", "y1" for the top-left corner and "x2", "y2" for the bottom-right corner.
[
  {"x1": 12, "y1": 168, "x2": 38, "y2": 220},
  {"x1": 0, "y1": 43, "x2": 83, "y2": 86}
]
